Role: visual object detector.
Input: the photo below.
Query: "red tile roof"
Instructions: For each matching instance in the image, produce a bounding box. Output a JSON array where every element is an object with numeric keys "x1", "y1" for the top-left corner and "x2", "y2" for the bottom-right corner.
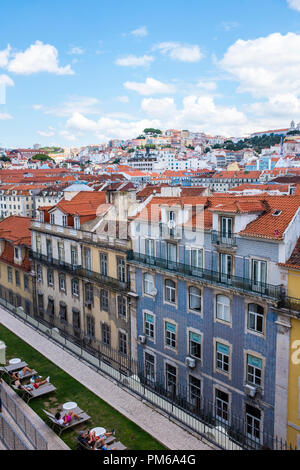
[{"x1": 0, "y1": 216, "x2": 31, "y2": 246}]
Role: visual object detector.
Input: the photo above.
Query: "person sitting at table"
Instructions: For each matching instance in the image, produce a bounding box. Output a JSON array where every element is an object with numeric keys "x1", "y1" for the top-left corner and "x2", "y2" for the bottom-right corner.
[
  {"x1": 16, "y1": 376, "x2": 50, "y2": 391},
  {"x1": 11, "y1": 366, "x2": 33, "y2": 381},
  {"x1": 55, "y1": 409, "x2": 80, "y2": 426}
]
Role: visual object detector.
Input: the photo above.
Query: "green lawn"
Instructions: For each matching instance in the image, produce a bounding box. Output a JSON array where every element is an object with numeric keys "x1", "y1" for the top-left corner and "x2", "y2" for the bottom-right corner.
[{"x1": 0, "y1": 324, "x2": 165, "y2": 450}]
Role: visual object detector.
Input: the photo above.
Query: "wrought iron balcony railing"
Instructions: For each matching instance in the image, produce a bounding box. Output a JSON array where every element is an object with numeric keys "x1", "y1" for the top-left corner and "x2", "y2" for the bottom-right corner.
[
  {"x1": 211, "y1": 231, "x2": 237, "y2": 247},
  {"x1": 30, "y1": 250, "x2": 129, "y2": 291},
  {"x1": 277, "y1": 296, "x2": 300, "y2": 313},
  {"x1": 127, "y1": 250, "x2": 284, "y2": 301}
]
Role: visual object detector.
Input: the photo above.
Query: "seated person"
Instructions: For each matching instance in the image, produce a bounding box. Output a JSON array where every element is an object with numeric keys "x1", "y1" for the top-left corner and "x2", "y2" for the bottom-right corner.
[
  {"x1": 90, "y1": 428, "x2": 115, "y2": 441},
  {"x1": 11, "y1": 366, "x2": 33, "y2": 381},
  {"x1": 15, "y1": 376, "x2": 50, "y2": 391},
  {"x1": 55, "y1": 410, "x2": 80, "y2": 426},
  {"x1": 78, "y1": 431, "x2": 90, "y2": 446}
]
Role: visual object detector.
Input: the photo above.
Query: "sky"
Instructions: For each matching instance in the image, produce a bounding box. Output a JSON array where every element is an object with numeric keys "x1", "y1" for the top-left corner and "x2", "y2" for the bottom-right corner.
[{"x1": 1, "y1": 0, "x2": 300, "y2": 147}]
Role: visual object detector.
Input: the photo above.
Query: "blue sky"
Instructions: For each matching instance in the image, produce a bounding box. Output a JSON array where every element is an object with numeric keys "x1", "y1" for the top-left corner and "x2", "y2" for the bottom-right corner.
[{"x1": 1, "y1": 0, "x2": 300, "y2": 147}]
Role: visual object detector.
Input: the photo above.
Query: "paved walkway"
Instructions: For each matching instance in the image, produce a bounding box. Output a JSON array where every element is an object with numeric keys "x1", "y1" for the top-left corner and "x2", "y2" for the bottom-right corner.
[{"x1": 0, "y1": 307, "x2": 215, "y2": 450}]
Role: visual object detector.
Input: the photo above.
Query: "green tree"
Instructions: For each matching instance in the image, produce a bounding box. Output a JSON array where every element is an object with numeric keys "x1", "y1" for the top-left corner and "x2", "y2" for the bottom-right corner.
[
  {"x1": 143, "y1": 128, "x2": 162, "y2": 135},
  {"x1": 32, "y1": 153, "x2": 54, "y2": 162}
]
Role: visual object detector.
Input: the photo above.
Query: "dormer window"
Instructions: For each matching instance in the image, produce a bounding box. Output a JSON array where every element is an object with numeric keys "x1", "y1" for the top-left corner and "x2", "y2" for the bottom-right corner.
[
  {"x1": 74, "y1": 216, "x2": 80, "y2": 230},
  {"x1": 50, "y1": 213, "x2": 55, "y2": 224},
  {"x1": 62, "y1": 215, "x2": 67, "y2": 227},
  {"x1": 39, "y1": 211, "x2": 44, "y2": 223},
  {"x1": 272, "y1": 210, "x2": 282, "y2": 217},
  {"x1": 14, "y1": 247, "x2": 21, "y2": 260}
]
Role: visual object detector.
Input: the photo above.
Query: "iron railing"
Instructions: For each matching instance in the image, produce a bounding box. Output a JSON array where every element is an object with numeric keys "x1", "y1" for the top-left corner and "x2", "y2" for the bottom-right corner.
[
  {"x1": 0, "y1": 414, "x2": 30, "y2": 450},
  {"x1": 127, "y1": 250, "x2": 284, "y2": 301},
  {"x1": 278, "y1": 295, "x2": 300, "y2": 313},
  {"x1": 211, "y1": 231, "x2": 237, "y2": 247},
  {"x1": 29, "y1": 250, "x2": 129, "y2": 291}
]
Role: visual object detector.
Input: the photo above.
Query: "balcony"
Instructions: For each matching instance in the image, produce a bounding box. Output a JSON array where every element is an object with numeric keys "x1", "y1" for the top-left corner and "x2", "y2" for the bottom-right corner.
[
  {"x1": 278, "y1": 296, "x2": 300, "y2": 313},
  {"x1": 29, "y1": 250, "x2": 129, "y2": 292},
  {"x1": 211, "y1": 231, "x2": 237, "y2": 248},
  {"x1": 127, "y1": 250, "x2": 284, "y2": 301}
]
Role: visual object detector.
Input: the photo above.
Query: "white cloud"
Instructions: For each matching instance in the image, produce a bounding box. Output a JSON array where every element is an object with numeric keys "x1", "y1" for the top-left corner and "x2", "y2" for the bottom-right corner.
[
  {"x1": 197, "y1": 80, "x2": 217, "y2": 91},
  {"x1": 220, "y1": 32, "x2": 300, "y2": 97},
  {"x1": 141, "y1": 97, "x2": 177, "y2": 118},
  {"x1": 66, "y1": 112, "x2": 160, "y2": 141},
  {"x1": 130, "y1": 26, "x2": 148, "y2": 37},
  {"x1": 0, "y1": 113, "x2": 13, "y2": 120},
  {"x1": 0, "y1": 45, "x2": 11, "y2": 67},
  {"x1": 68, "y1": 46, "x2": 85, "y2": 55},
  {"x1": 42, "y1": 96, "x2": 100, "y2": 117},
  {"x1": 59, "y1": 130, "x2": 77, "y2": 141},
  {"x1": 155, "y1": 42, "x2": 204, "y2": 62},
  {"x1": 37, "y1": 130, "x2": 55, "y2": 137},
  {"x1": 287, "y1": 0, "x2": 300, "y2": 12},
  {"x1": 124, "y1": 77, "x2": 176, "y2": 95},
  {"x1": 221, "y1": 21, "x2": 239, "y2": 31},
  {"x1": 115, "y1": 96, "x2": 130, "y2": 103},
  {"x1": 7, "y1": 41, "x2": 74, "y2": 75},
  {"x1": 0, "y1": 74, "x2": 14, "y2": 88},
  {"x1": 115, "y1": 55, "x2": 154, "y2": 67}
]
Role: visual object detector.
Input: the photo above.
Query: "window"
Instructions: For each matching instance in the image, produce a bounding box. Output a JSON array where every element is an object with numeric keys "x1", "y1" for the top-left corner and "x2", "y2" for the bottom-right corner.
[
  {"x1": 16, "y1": 294, "x2": 21, "y2": 307},
  {"x1": 36, "y1": 236, "x2": 41, "y2": 253},
  {"x1": 167, "y1": 243, "x2": 177, "y2": 264},
  {"x1": 191, "y1": 249, "x2": 203, "y2": 269},
  {"x1": 84, "y1": 247, "x2": 91, "y2": 270},
  {"x1": 248, "y1": 304, "x2": 264, "y2": 334},
  {"x1": 24, "y1": 274, "x2": 29, "y2": 290},
  {"x1": 144, "y1": 312, "x2": 154, "y2": 339},
  {"x1": 14, "y1": 247, "x2": 20, "y2": 259},
  {"x1": 145, "y1": 352, "x2": 155, "y2": 384},
  {"x1": 189, "y1": 375, "x2": 201, "y2": 410},
  {"x1": 25, "y1": 300, "x2": 31, "y2": 315},
  {"x1": 220, "y1": 253, "x2": 232, "y2": 281},
  {"x1": 216, "y1": 342, "x2": 230, "y2": 373},
  {"x1": 74, "y1": 216, "x2": 80, "y2": 229},
  {"x1": 59, "y1": 273, "x2": 66, "y2": 292},
  {"x1": 215, "y1": 389, "x2": 229, "y2": 424},
  {"x1": 144, "y1": 273, "x2": 154, "y2": 295},
  {"x1": 100, "y1": 253, "x2": 107, "y2": 276},
  {"x1": 165, "y1": 321, "x2": 176, "y2": 349},
  {"x1": 71, "y1": 278, "x2": 79, "y2": 297},
  {"x1": 15, "y1": 270, "x2": 20, "y2": 286},
  {"x1": 251, "y1": 260, "x2": 267, "y2": 290},
  {"x1": 7, "y1": 267, "x2": 12, "y2": 283},
  {"x1": 59, "y1": 303, "x2": 67, "y2": 323},
  {"x1": 246, "y1": 405, "x2": 261, "y2": 443},
  {"x1": 165, "y1": 279, "x2": 176, "y2": 303},
  {"x1": 221, "y1": 217, "x2": 233, "y2": 239},
  {"x1": 72, "y1": 309, "x2": 80, "y2": 330},
  {"x1": 145, "y1": 239, "x2": 154, "y2": 257},
  {"x1": 85, "y1": 283, "x2": 93, "y2": 304},
  {"x1": 46, "y1": 298, "x2": 54, "y2": 317},
  {"x1": 166, "y1": 363, "x2": 177, "y2": 396},
  {"x1": 37, "y1": 265, "x2": 43, "y2": 283},
  {"x1": 71, "y1": 246, "x2": 78, "y2": 266},
  {"x1": 102, "y1": 323, "x2": 110, "y2": 346},
  {"x1": 62, "y1": 215, "x2": 67, "y2": 227},
  {"x1": 50, "y1": 213, "x2": 55, "y2": 224},
  {"x1": 117, "y1": 296, "x2": 127, "y2": 318},
  {"x1": 86, "y1": 315, "x2": 95, "y2": 338},
  {"x1": 38, "y1": 294, "x2": 44, "y2": 314},
  {"x1": 119, "y1": 332, "x2": 127, "y2": 355},
  {"x1": 216, "y1": 295, "x2": 230, "y2": 322},
  {"x1": 57, "y1": 242, "x2": 65, "y2": 262},
  {"x1": 46, "y1": 240, "x2": 52, "y2": 260},
  {"x1": 47, "y1": 269, "x2": 54, "y2": 287},
  {"x1": 189, "y1": 331, "x2": 201, "y2": 359},
  {"x1": 189, "y1": 286, "x2": 201, "y2": 311},
  {"x1": 100, "y1": 289, "x2": 109, "y2": 311},
  {"x1": 247, "y1": 354, "x2": 262, "y2": 386},
  {"x1": 117, "y1": 257, "x2": 126, "y2": 282}
]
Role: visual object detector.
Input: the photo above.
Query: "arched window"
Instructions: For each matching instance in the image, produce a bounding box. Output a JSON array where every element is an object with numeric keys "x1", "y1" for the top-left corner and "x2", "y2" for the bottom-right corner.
[
  {"x1": 165, "y1": 279, "x2": 176, "y2": 303},
  {"x1": 189, "y1": 286, "x2": 201, "y2": 311},
  {"x1": 248, "y1": 304, "x2": 264, "y2": 333},
  {"x1": 216, "y1": 295, "x2": 230, "y2": 322}
]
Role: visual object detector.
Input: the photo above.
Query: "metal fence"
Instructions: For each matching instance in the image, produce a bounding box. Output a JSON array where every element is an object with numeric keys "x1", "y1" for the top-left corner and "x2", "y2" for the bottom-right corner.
[
  {"x1": 0, "y1": 297, "x2": 295, "y2": 451},
  {"x1": 0, "y1": 414, "x2": 30, "y2": 450},
  {"x1": 0, "y1": 383, "x2": 48, "y2": 450}
]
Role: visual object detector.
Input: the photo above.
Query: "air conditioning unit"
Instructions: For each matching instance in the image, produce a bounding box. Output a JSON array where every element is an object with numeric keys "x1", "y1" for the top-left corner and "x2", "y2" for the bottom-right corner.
[
  {"x1": 185, "y1": 356, "x2": 196, "y2": 368},
  {"x1": 138, "y1": 334, "x2": 146, "y2": 344},
  {"x1": 245, "y1": 384, "x2": 257, "y2": 398}
]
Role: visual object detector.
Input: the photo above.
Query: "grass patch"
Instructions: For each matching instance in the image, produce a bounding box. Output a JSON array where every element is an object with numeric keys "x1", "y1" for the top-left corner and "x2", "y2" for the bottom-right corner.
[{"x1": 0, "y1": 323, "x2": 165, "y2": 450}]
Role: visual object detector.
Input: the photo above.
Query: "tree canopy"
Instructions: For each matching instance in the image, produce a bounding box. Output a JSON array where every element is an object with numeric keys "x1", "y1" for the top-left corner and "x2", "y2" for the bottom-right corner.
[{"x1": 143, "y1": 128, "x2": 162, "y2": 135}]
